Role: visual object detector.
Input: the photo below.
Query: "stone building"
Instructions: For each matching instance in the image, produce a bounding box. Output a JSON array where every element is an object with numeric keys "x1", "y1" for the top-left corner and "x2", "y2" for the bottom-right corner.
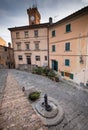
[
  {"x1": 49, "y1": 6, "x2": 88, "y2": 86},
  {"x1": 9, "y1": 7, "x2": 49, "y2": 70},
  {"x1": 0, "y1": 37, "x2": 6, "y2": 46},
  {"x1": 0, "y1": 43, "x2": 14, "y2": 69},
  {"x1": 9, "y1": 6, "x2": 88, "y2": 85}
]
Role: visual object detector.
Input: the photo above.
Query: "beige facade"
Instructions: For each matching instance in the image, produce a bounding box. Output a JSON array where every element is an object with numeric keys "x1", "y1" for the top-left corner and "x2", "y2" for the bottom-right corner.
[
  {"x1": 0, "y1": 37, "x2": 6, "y2": 46},
  {"x1": 9, "y1": 6, "x2": 88, "y2": 85},
  {"x1": 9, "y1": 24, "x2": 49, "y2": 69},
  {"x1": 49, "y1": 6, "x2": 88, "y2": 85}
]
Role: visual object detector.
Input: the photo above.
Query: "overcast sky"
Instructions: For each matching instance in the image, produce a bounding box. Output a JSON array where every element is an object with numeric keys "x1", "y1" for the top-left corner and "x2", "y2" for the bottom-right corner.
[{"x1": 0, "y1": 0, "x2": 88, "y2": 45}]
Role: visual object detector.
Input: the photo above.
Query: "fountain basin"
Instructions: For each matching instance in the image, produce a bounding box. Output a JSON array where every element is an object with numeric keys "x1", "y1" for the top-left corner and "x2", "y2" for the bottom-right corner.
[{"x1": 33, "y1": 97, "x2": 64, "y2": 126}]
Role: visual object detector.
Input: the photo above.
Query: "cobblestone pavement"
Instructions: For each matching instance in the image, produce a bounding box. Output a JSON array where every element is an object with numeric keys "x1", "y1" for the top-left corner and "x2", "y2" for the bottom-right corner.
[
  {"x1": 0, "y1": 69, "x2": 8, "y2": 106},
  {"x1": 0, "y1": 69, "x2": 88, "y2": 130},
  {"x1": 0, "y1": 71, "x2": 46, "y2": 130},
  {"x1": 9, "y1": 69, "x2": 88, "y2": 130}
]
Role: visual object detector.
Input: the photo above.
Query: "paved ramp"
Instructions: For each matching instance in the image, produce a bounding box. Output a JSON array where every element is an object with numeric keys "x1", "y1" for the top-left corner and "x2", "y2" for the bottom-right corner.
[{"x1": 0, "y1": 73, "x2": 46, "y2": 130}]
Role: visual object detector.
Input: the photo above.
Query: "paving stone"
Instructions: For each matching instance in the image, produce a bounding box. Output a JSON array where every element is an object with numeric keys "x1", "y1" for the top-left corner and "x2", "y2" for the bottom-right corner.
[
  {"x1": 0, "y1": 69, "x2": 88, "y2": 130},
  {"x1": 0, "y1": 72, "x2": 46, "y2": 130},
  {"x1": 9, "y1": 69, "x2": 88, "y2": 130}
]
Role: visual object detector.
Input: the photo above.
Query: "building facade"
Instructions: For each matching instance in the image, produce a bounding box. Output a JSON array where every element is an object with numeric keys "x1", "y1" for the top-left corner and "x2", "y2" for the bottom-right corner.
[
  {"x1": 49, "y1": 6, "x2": 88, "y2": 85},
  {"x1": 9, "y1": 6, "x2": 88, "y2": 85},
  {"x1": 0, "y1": 44, "x2": 14, "y2": 69},
  {"x1": 9, "y1": 7, "x2": 49, "y2": 69},
  {"x1": 0, "y1": 37, "x2": 6, "y2": 46}
]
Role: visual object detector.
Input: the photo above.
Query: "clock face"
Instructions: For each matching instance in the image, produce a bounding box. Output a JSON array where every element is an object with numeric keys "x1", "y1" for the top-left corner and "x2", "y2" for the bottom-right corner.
[{"x1": 30, "y1": 16, "x2": 35, "y2": 21}]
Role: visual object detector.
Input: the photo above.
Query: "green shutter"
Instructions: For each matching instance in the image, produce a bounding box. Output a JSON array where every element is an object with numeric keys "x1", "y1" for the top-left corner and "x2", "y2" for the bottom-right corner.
[
  {"x1": 52, "y1": 45, "x2": 55, "y2": 52},
  {"x1": 66, "y1": 24, "x2": 71, "y2": 32},
  {"x1": 65, "y1": 43, "x2": 70, "y2": 51},
  {"x1": 52, "y1": 60, "x2": 54, "y2": 70},
  {"x1": 70, "y1": 73, "x2": 74, "y2": 79},
  {"x1": 56, "y1": 61, "x2": 58, "y2": 71},
  {"x1": 65, "y1": 59, "x2": 70, "y2": 66},
  {"x1": 52, "y1": 30, "x2": 55, "y2": 37},
  {"x1": 61, "y1": 71, "x2": 64, "y2": 76}
]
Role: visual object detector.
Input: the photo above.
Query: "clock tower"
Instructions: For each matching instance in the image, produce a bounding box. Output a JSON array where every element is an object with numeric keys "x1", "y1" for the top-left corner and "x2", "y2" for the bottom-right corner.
[{"x1": 27, "y1": 7, "x2": 41, "y2": 25}]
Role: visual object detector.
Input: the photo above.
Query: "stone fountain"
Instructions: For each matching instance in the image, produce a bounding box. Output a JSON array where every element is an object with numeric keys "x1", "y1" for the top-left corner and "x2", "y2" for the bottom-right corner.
[{"x1": 33, "y1": 94, "x2": 64, "y2": 126}]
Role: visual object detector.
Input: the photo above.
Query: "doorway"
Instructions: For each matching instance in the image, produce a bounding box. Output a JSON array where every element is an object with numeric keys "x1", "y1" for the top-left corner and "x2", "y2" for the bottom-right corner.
[{"x1": 26, "y1": 56, "x2": 31, "y2": 64}]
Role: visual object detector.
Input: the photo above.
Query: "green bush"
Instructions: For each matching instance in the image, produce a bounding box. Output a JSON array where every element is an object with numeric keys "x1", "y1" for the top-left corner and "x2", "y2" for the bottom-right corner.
[
  {"x1": 48, "y1": 69, "x2": 56, "y2": 78},
  {"x1": 28, "y1": 91, "x2": 40, "y2": 101},
  {"x1": 32, "y1": 67, "x2": 59, "y2": 82}
]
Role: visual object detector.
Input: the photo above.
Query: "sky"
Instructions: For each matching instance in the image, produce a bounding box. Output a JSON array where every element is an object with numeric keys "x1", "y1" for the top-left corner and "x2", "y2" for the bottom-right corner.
[{"x1": 0, "y1": 0, "x2": 88, "y2": 45}]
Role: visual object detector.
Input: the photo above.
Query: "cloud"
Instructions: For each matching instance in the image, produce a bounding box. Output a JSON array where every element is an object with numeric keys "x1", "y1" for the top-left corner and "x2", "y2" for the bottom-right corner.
[{"x1": 82, "y1": 0, "x2": 88, "y2": 3}]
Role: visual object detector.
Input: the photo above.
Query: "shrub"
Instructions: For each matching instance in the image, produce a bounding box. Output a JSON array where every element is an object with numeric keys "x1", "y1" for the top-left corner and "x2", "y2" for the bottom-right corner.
[
  {"x1": 48, "y1": 69, "x2": 56, "y2": 78},
  {"x1": 28, "y1": 91, "x2": 40, "y2": 101}
]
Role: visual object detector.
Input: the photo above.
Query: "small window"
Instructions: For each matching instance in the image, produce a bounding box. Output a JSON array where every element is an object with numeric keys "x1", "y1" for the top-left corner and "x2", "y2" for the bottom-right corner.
[
  {"x1": 16, "y1": 32, "x2": 20, "y2": 39},
  {"x1": 52, "y1": 30, "x2": 55, "y2": 37},
  {"x1": 65, "y1": 59, "x2": 70, "y2": 66},
  {"x1": 24, "y1": 31, "x2": 29, "y2": 38},
  {"x1": 66, "y1": 24, "x2": 71, "y2": 33},
  {"x1": 18, "y1": 55, "x2": 23, "y2": 61},
  {"x1": 45, "y1": 56, "x2": 47, "y2": 61},
  {"x1": 34, "y1": 30, "x2": 38, "y2": 37},
  {"x1": 65, "y1": 42, "x2": 70, "y2": 51},
  {"x1": 17, "y1": 42, "x2": 21, "y2": 50},
  {"x1": 35, "y1": 56, "x2": 40, "y2": 61},
  {"x1": 35, "y1": 43, "x2": 39, "y2": 50},
  {"x1": 52, "y1": 45, "x2": 56, "y2": 52},
  {"x1": 65, "y1": 72, "x2": 70, "y2": 77},
  {"x1": 25, "y1": 43, "x2": 30, "y2": 50}
]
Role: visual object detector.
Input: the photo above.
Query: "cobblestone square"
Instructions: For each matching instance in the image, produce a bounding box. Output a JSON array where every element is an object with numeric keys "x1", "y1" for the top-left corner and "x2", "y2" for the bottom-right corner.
[{"x1": 0, "y1": 69, "x2": 88, "y2": 130}]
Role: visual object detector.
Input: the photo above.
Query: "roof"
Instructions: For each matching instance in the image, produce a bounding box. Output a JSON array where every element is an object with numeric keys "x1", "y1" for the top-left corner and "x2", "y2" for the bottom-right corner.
[
  {"x1": 8, "y1": 6, "x2": 88, "y2": 31},
  {"x1": 8, "y1": 23, "x2": 49, "y2": 31},
  {"x1": 50, "y1": 6, "x2": 88, "y2": 27}
]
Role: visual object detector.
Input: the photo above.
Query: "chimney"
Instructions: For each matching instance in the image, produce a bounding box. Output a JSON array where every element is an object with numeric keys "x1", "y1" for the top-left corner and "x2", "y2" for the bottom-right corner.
[
  {"x1": 49, "y1": 17, "x2": 53, "y2": 24},
  {"x1": 8, "y1": 42, "x2": 11, "y2": 48}
]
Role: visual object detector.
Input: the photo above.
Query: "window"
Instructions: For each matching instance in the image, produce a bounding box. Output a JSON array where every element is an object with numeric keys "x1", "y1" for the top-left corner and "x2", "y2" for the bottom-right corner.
[
  {"x1": 45, "y1": 56, "x2": 47, "y2": 61},
  {"x1": 25, "y1": 43, "x2": 30, "y2": 50},
  {"x1": 18, "y1": 55, "x2": 23, "y2": 61},
  {"x1": 66, "y1": 24, "x2": 71, "y2": 33},
  {"x1": 35, "y1": 43, "x2": 39, "y2": 50},
  {"x1": 17, "y1": 42, "x2": 21, "y2": 50},
  {"x1": 16, "y1": 32, "x2": 20, "y2": 39},
  {"x1": 52, "y1": 45, "x2": 56, "y2": 52},
  {"x1": 24, "y1": 31, "x2": 29, "y2": 38},
  {"x1": 4, "y1": 47, "x2": 7, "y2": 51},
  {"x1": 52, "y1": 60, "x2": 58, "y2": 71},
  {"x1": 64, "y1": 72, "x2": 74, "y2": 79},
  {"x1": 35, "y1": 56, "x2": 40, "y2": 61},
  {"x1": 65, "y1": 59, "x2": 70, "y2": 66},
  {"x1": 34, "y1": 30, "x2": 38, "y2": 37},
  {"x1": 65, "y1": 42, "x2": 70, "y2": 51},
  {"x1": 52, "y1": 30, "x2": 55, "y2": 37}
]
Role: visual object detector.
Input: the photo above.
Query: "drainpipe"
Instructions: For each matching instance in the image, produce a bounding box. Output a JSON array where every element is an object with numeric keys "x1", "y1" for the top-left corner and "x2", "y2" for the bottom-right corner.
[
  {"x1": 47, "y1": 17, "x2": 53, "y2": 68},
  {"x1": 47, "y1": 26, "x2": 49, "y2": 68}
]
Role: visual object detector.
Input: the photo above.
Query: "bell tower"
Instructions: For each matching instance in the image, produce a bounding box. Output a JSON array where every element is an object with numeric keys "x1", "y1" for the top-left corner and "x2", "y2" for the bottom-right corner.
[{"x1": 27, "y1": 5, "x2": 41, "y2": 25}]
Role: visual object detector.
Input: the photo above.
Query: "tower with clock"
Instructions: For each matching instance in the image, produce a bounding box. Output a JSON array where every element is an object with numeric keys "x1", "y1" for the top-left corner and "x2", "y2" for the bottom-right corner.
[{"x1": 27, "y1": 6, "x2": 41, "y2": 25}]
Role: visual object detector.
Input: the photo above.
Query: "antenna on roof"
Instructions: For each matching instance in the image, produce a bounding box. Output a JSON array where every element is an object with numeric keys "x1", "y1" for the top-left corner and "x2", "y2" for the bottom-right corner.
[{"x1": 33, "y1": 0, "x2": 37, "y2": 8}]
